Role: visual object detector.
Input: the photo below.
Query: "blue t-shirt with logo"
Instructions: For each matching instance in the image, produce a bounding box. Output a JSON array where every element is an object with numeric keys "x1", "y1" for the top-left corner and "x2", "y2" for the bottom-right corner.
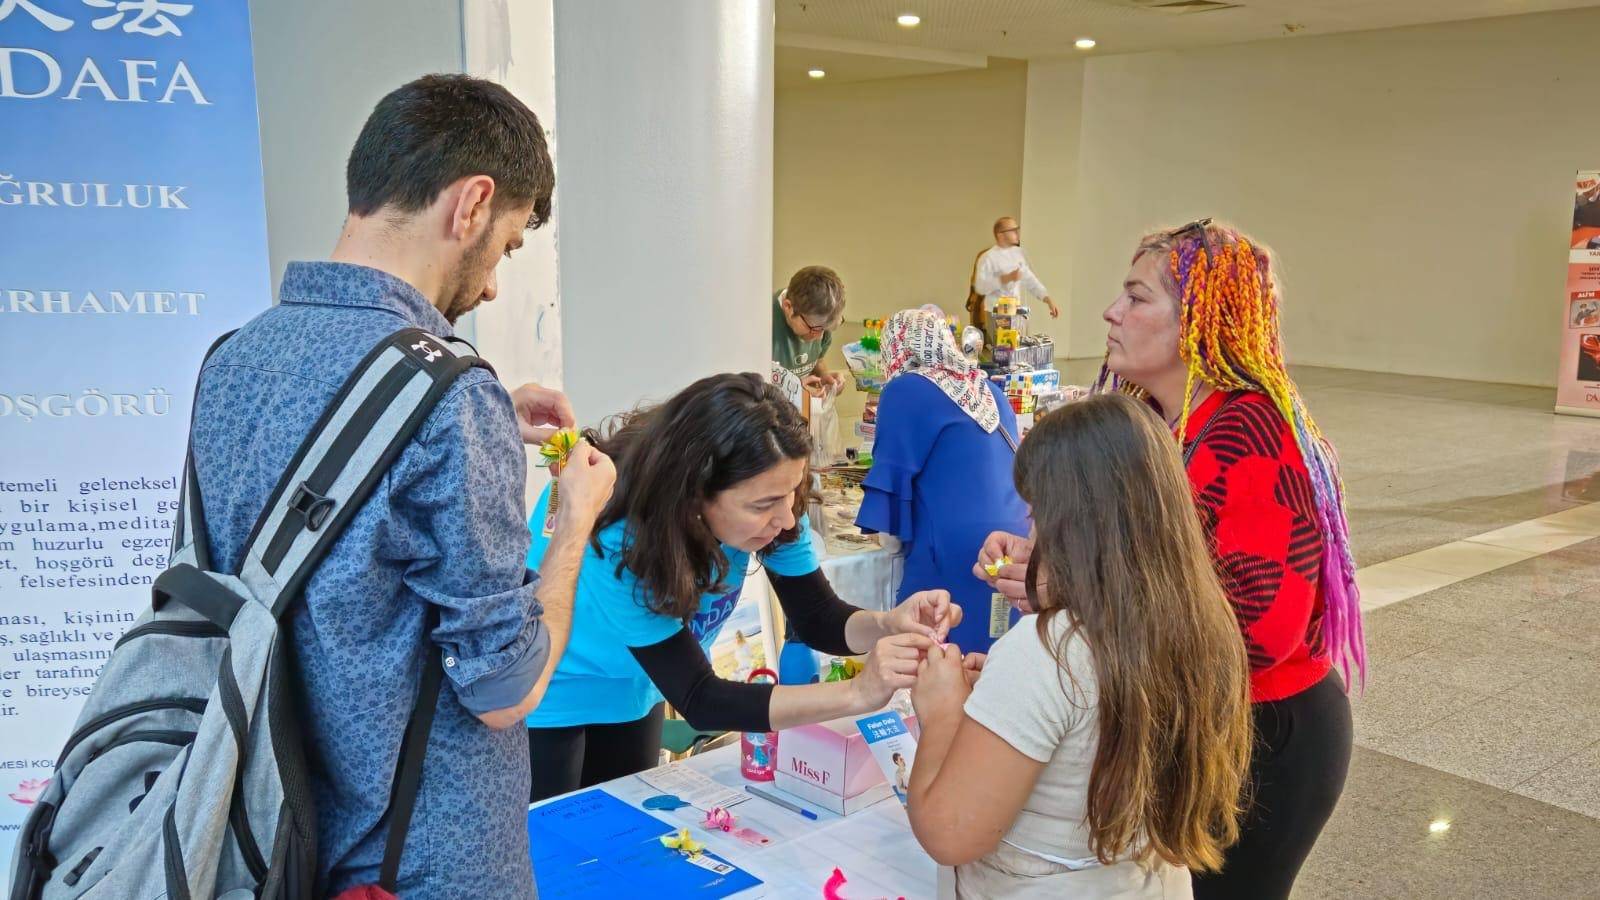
[{"x1": 525, "y1": 483, "x2": 820, "y2": 728}]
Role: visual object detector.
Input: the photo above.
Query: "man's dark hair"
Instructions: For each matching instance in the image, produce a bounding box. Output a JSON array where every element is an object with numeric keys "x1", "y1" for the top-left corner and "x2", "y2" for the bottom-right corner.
[{"x1": 346, "y1": 73, "x2": 554, "y2": 229}]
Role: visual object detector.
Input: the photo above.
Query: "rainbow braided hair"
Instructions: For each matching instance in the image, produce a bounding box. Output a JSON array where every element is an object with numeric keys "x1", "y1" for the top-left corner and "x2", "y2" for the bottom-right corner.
[{"x1": 1096, "y1": 221, "x2": 1365, "y2": 687}]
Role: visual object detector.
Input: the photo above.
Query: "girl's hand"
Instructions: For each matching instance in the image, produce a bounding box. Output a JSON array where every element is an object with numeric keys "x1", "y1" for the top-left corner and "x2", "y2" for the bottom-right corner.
[
  {"x1": 911, "y1": 645, "x2": 970, "y2": 725},
  {"x1": 961, "y1": 652, "x2": 987, "y2": 688},
  {"x1": 853, "y1": 633, "x2": 935, "y2": 711}
]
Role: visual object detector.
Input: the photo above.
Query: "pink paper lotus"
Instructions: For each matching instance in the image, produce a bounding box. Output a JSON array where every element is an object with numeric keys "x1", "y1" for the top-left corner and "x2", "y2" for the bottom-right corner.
[{"x1": 9, "y1": 778, "x2": 49, "y2": 805}]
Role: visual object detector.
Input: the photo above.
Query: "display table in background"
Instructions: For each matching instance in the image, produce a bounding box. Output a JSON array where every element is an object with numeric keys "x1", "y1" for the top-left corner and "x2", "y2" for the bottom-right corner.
[
  {"x1": 530, "y1": 744, "x2": 937, "y2": 898},
  {"x1": 809, "y1": 484, "x2": 899, "y2": 614},
  {"x1": 814, "y1": 535, "x2": 898, "y2": 614}
]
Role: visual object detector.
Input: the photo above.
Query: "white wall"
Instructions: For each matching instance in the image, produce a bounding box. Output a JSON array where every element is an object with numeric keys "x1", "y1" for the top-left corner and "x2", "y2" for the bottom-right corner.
[
  {"x1": 249, "y1": 0, "x2": 462, "y2": 296},
  {"x1": 461, "y1": 0, "x2": 563, "y2": 505},
  {"x1": 460, "y1": 0, "x2": 561, "y2": 393},
  {"x1": 1020, "y1": 59, "x2": 1085, "y2": 354},
  {"x1": 775, "y1": 61, "x2": 1030, "y2": 422},
  {"x1": 1062, "y1": 8, "x2": 1600, "y2": 384},
  {"x1": 554, "y1": 0, "x2": 774, "y2": 427},
  {"x1": 252, "y1": 0, "x2": 569, "y2": 505}
]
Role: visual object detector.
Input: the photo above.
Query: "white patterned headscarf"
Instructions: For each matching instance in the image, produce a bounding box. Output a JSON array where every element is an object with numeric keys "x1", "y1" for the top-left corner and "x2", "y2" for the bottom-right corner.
[{"x1": 881, "y1": 308, "x2": 1001, "y2": 433}]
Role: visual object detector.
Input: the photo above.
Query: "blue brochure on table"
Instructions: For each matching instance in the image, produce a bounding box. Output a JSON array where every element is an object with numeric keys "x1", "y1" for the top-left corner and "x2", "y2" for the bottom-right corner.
[{"x1": 528, "y1": 789, "x2": 763, "y2": 898}]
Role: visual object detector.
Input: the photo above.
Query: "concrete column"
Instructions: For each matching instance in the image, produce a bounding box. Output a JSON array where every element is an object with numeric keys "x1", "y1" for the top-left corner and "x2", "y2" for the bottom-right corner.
[{"x1": 553, "y1": 0, "x2": 775, "y2": 425}]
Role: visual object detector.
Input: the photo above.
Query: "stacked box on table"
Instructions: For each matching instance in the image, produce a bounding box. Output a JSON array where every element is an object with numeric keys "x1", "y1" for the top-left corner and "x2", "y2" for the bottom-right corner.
[{"x1": 775, "y1": 715, "x2": 917, "y2": 816}]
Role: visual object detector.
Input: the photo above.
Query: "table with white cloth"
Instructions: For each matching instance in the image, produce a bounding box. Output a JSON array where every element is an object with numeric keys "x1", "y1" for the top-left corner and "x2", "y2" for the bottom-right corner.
[
  {"x1": 814, "y1": 534, "x2": 898, "y2": 613},
  {"x1": 530, "y1": 743, "x2": 939, "y2": 899},
  {"x1": 810, "y1": 482, "x2": 899, "y2": 613}
]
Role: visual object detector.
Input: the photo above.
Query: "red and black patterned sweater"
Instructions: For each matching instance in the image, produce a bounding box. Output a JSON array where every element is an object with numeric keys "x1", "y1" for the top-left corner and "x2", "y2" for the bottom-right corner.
[{"x1": 1179, "y1": 390, "x2": 1331, "y2": 703}]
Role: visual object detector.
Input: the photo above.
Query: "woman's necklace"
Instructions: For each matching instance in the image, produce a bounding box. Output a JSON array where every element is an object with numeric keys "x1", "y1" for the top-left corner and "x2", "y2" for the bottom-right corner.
[{"x1": 1168, "y1": 384, "x2": 1215, "y2": 431}]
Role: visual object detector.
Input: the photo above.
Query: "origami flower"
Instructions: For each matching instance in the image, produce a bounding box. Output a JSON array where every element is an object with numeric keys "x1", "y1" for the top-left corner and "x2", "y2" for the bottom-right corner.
[{"x1": 659, "y1": 827, "x2": 704, "y2": 858}]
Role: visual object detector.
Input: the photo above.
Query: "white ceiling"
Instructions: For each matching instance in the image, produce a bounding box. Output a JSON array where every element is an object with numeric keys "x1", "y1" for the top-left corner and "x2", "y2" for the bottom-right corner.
[
  {"x1": 776, "y1": 44, "x2": 980, "y2": 88},
  {"x1": 776, "y1": 0, "x2": 1600, "y2": 87}
]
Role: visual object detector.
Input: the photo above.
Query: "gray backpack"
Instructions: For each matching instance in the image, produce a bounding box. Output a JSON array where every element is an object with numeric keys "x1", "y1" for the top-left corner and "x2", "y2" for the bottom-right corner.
[{"x1": 9, "y1": 327, "x2": 489, "y2": 899}]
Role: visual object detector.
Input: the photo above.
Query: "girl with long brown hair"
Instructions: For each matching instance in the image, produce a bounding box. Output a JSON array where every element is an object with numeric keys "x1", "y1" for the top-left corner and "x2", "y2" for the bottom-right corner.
[
  {"x1": 908, "y1": 394, "x2": 1252, "y2": 898},
  {"x1": 978, "y1": 220, "x2": 1359, "y2": 898}
]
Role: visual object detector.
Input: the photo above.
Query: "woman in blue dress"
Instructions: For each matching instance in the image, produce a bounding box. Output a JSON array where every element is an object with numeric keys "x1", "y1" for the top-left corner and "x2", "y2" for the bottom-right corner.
[{"x1": 856, "y1": 308, "x2": 1031, "y2": 654}]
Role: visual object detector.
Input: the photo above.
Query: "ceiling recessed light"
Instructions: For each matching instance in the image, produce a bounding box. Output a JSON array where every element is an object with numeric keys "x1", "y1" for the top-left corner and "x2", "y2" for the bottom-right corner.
[
  {"x1": 1428, "y1": 819, "x2": 1451, "y2": 835},
  {"x1": 808, "y1": 68, "x2": 826, "y2": 79},
  {"x1": 1075, "y1": 37, "x2": 1097, "y2": 50},
  {"x1": 897, "y1": 14, "x2": 921, "y2": 27}
]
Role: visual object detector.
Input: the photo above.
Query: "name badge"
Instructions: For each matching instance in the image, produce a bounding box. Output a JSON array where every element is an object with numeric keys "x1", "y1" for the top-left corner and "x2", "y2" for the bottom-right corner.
[{"x1": 990, "y1": 592, "x2": 1013, "y2": 639}]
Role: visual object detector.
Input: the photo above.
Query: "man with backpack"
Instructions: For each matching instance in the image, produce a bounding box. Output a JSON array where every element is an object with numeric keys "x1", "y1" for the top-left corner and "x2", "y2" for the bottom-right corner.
[
  {"x1": 209, "y1": 74, "x2": 614, "y2": 897},
  {"x1": 11, "y1": 75, "x2": 613, "y2": 900}
]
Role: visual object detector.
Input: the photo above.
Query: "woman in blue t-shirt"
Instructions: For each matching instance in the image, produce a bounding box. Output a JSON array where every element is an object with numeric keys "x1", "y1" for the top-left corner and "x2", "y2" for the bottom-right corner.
[
  {"x1": 856, "y1": 308, "x2": 1031, "y2": 653},
  {"x1": 525, "y1": 373, "x2": 958, "y2": 801}
]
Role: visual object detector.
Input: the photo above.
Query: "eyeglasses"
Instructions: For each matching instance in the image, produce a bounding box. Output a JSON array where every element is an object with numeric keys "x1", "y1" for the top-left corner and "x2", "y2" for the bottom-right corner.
[
  {"x1": 795, "y1": 311, "x2": 838, "y2": 332},
  {"x1": 1170, "y1": 217, "x2": 1215, "y2": 258}
]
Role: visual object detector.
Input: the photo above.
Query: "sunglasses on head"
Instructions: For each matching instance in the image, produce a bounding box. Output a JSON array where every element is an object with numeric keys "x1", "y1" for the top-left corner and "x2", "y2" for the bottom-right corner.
[{"x1": 1170, "y1": 217, "x2": 1215, "y2": 258}]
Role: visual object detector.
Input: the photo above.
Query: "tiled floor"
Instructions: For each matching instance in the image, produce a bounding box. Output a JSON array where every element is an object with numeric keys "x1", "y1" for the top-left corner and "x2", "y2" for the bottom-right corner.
[
  {"x1": 1296, "y1": 748, "x2": 1600, "y2": 900},
  {"x1": 1285, "y1": 368, "x2": 1600, "y2": 898}
]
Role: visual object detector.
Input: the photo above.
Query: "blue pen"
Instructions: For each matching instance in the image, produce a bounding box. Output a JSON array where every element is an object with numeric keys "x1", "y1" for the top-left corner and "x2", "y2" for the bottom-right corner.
[{"x1": 745, "y1": 784, "x2": 820, "y2": 820}]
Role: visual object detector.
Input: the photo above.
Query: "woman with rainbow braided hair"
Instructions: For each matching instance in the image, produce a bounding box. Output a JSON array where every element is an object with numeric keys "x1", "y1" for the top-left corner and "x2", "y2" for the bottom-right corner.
[{"x1": 976, "y1": 219, "x2": 1360, "y2": 900}]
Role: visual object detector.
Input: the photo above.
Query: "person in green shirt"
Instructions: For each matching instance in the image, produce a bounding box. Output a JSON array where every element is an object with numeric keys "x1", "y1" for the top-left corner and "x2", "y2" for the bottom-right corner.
[{"x1": 773, "y1": 265, "x2": 847, "y2": 397}]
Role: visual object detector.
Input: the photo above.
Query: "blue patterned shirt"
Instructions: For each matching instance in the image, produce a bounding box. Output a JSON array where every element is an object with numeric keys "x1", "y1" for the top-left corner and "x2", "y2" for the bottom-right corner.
[{"x1": 190, "y1": 262, "x2": 544, "y2": 897}]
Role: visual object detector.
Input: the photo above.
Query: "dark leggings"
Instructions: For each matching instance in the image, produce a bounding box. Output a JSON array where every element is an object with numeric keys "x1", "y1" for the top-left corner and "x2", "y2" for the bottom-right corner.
[
  {"x1": 527, "y1": 703, "x2": 666, "y2": 803},
  {"x1": 1193, "y1": 670, "x2": 1353, "y2": 900}
]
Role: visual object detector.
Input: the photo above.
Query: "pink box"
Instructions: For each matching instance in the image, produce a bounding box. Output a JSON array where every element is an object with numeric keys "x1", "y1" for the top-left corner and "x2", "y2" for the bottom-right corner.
[{"x1": 774, "y1": 715, "x2": 917, "y2": 816}]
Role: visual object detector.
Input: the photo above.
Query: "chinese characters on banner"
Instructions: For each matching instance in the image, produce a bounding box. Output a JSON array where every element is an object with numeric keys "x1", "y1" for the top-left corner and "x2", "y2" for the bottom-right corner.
[
  {"x1": 1557, "y1": 170, "x2": 1600, "y2": 416},
  {"x1": 3, "y1": 0, "x2": 195, "y2": 37},
  {"x1": 0, "y1": 0, "x2": 268, "y2": 871}
]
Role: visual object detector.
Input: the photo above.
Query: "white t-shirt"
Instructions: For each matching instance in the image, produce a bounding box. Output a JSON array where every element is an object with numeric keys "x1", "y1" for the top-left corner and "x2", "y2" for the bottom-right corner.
[
  {"x1": 973, "y1": 245, "x2": 1050, "y2": 311},
  {"x1": 949, "y1": 614, "x2": 1191, "y2": 899}
]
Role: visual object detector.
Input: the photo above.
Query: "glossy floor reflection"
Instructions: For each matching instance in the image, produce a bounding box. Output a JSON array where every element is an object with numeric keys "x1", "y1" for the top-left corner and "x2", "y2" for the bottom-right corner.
[
  {"x1": 1297, "y1": 369, "x2": 1600, "y2": 899},
  {"x1": 1296, "y1": 747, "x2": 1600, "y2": 900},
  {"x1": 1056, "y1": 363, "x2": 1600, "y2": 898}
]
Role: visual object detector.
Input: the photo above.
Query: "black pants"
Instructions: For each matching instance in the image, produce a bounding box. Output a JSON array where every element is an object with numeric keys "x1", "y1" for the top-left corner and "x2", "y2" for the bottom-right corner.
[
  {"x1": 526, "y1": 703, "x2": 666, "y2": 803},
  {"x1": 1193, "y1": 670, "x2": 1353, "y2": 900}
]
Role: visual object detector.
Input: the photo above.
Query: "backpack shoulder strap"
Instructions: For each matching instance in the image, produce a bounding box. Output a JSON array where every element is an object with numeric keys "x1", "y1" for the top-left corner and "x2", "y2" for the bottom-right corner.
[
  {"x1": 442, "y1": 334, "x2": 502, "y2": 382},
  {"x1": 170, "y1": 329, "x2": 241, "y2": 573},
  {"x1": 235, "y1": 328, "x2": 489, "y2": 618},
  {"x1": 378, "y1": 628, "x2": 443, "y2": 892}
]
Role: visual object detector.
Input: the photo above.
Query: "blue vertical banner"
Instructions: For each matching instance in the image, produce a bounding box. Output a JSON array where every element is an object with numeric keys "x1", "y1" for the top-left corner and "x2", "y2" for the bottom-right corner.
[{"x1": 0, "y1": 0, "x2": 269, "y2": 866}]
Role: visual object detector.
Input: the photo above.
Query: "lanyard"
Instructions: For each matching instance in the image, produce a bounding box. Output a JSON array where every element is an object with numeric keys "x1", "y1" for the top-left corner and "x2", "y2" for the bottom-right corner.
[{"x1": 1180, "y1": 392, "x2": 1238, "y2": 466}]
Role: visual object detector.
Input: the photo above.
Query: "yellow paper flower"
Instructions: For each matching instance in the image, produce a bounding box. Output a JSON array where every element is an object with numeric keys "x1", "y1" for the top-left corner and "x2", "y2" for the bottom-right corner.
[
  {"x1": 983, "y1": 556, "x2": 1013, "y2": 578},
  {"x1": 537, "y1": 428, "x2": 580, "y2": 468},
  {"x1": 660, "y1": 827, "x2": 704, "y2": 858}
]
